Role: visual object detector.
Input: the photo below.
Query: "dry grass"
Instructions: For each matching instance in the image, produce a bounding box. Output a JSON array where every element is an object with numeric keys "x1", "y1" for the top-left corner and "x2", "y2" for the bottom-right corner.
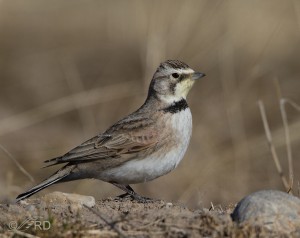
[
  {"x1": 0, "y1": 0, "x2": 300, "y2": 208},
  {"x1": 258, "y1": 100, "x2": 290, "y2": 191}
]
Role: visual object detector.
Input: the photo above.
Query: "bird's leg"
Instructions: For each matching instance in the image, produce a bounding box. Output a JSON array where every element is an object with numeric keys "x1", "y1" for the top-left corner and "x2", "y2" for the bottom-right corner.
[
  {"x1": 116, "y1": 185, "x2": 135, "y2": 198},
  {"x1": 111, "y1": 183, "x2": 154, "y2": 203}
]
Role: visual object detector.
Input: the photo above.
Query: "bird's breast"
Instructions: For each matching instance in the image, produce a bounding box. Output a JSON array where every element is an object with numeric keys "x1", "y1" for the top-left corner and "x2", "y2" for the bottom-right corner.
[
  {"x1": 169, "y1": 107, "x2": 193, "y2": 147},
  {"x1": 99, "y1": 108, "x2": 193, "y2": 184}
]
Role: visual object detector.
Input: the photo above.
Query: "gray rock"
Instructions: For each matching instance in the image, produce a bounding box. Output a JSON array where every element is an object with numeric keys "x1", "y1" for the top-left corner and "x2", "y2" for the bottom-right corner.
[{"x1": 231, "y1": 190, "x2": 300, "y2": 232}]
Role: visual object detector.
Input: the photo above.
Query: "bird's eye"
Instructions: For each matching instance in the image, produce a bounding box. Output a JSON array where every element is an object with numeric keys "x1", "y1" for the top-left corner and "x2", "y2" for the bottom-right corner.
[{"x1": 172, "y1": 73, "x2": 179, "y2": 78}]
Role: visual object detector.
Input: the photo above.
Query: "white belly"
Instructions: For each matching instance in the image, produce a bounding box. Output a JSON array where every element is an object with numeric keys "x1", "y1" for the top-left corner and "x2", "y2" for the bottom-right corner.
[{"x1": 99, "y1": 109, "x2": 192, "y2": 184}]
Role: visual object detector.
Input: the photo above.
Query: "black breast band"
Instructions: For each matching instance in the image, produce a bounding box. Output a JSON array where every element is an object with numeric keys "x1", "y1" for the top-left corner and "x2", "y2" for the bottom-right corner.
[{"x1": 162, "y1": 99, "x2": 189, "y2": 114}]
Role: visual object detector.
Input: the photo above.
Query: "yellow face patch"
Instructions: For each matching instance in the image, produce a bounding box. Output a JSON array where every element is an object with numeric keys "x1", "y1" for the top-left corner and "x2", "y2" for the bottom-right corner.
[{"x1": 175, "y1": 78, "x2": 195, "y2": 99}]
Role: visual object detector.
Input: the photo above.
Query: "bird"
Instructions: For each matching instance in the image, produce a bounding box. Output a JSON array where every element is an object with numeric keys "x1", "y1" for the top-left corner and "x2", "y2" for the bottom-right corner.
[{"x1": 16, "y1": 60, "x2": 205, "y2": 202}]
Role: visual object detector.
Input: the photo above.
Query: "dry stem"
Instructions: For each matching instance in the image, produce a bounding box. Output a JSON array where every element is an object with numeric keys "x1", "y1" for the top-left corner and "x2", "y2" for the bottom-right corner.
[
  {"x1": 83, "y1": 204, "x2": 126, "y2": 238},
  {"x1": 0, "y1": 143, "x2": 35, "y2": 183},
  {"x1": 258, "y1": 100, "x2": 289, "y2": 191}
]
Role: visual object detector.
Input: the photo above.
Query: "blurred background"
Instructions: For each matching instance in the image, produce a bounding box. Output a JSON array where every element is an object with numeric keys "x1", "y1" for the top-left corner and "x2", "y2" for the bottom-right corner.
[{"x1": 0, "y1": 0, "x2": 300, "y2": 208}]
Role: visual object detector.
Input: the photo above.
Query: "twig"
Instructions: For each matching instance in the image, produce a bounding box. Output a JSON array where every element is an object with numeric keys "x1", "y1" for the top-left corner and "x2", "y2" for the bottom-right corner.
[
  {"x1": 0, "y1": 81, "x2": 141, "y2": 137},
  {"x1": 159, "y1": 222, "x2": 204, "y2": 231},
  {"x1": 283, "y1": 98, "x2": 300, "y2": 112},
  {"x1": 209, "y1": 202, "x2": 215, "y2": 211},
  {"x1": 11, "y1": 229, "x2": 40, "y2": 238},
  {"x1": 0, "y1": 143, "x2": 35, "y2": 182},
  {"x1": 280, "y1": 99, "x2": 294, "y2": 193},
  {"x1": 83, "y1": 204, "x2": 126, "y2": 238},
  {"x1": 257, "y1": 100, "x2": 289, "y2": 190},
  {"x1": 281, "y1": 98, "x2": 300, "y2": 193}
]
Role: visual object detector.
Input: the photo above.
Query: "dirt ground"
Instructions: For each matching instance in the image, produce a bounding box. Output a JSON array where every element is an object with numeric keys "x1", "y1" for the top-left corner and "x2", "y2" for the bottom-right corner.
[{"x1": 0, "y1": 192, "x2": 294, "y2": 238}]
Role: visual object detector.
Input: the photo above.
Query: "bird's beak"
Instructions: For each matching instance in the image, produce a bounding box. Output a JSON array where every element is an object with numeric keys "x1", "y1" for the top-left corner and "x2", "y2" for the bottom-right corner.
[{"x1": 191, "y1": 72, "x2": 206, "y2": 80}]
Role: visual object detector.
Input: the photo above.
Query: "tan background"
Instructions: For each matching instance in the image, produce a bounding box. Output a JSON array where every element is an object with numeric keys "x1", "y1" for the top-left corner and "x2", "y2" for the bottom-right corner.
[{"x1": 0, "y1": 0, "x2": 300, "y2": 208}]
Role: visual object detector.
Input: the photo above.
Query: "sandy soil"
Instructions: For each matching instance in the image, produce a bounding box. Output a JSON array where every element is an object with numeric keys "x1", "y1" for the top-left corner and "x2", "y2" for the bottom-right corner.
[{"x1": 0, "y1": 192, "x2": 291, "y2": 238}]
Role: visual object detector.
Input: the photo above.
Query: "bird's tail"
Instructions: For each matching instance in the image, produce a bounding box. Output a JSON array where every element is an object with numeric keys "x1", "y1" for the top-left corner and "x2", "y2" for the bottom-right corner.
[{"x1": 16, "y1": 165, "x2": 75, "y2": 202}]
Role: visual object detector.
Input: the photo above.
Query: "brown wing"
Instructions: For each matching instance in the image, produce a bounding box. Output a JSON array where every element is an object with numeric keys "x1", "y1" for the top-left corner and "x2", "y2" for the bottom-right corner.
[{"x1": 44, "y1": 116, "x2": 158, "y2": 166}]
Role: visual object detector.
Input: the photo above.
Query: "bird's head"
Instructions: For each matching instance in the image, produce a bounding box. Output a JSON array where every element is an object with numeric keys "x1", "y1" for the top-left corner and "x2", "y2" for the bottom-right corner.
[{"x1": 148, "y1": 60, "x2": 205, "y2": 104}]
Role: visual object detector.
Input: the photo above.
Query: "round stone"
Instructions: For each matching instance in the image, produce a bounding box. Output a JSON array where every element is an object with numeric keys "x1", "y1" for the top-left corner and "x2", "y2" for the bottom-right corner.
[{"x1": 231, "y1": 190, "x2": 300, "y2": 232}]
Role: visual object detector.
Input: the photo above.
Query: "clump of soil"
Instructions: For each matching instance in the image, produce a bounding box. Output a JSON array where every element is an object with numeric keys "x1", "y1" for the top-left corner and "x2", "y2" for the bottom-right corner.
[{"x1": 0, "y1": 192, "x2": 296, "y2": 237}]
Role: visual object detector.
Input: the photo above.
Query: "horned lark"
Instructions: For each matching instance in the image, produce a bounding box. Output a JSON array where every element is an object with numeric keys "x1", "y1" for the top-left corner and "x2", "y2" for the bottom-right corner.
[{"x1": 16, "y1": 60, "x2": 205, "y2": 202}]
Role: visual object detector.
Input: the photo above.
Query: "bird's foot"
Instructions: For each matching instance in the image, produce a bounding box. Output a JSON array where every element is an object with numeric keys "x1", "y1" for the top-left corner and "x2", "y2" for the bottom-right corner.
[
  {"x1": 116, "y1": 192, "x2": 156, "y2": 203},
  {"x1": 128, "y1": 193, "x2": 157, "y2": 203},
  {"x1": 117, "y1": 193, "x2": 131, "y2": 199},
  {"x1": 111, "y1": 183, "x2": 157, "y2": 203}
]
